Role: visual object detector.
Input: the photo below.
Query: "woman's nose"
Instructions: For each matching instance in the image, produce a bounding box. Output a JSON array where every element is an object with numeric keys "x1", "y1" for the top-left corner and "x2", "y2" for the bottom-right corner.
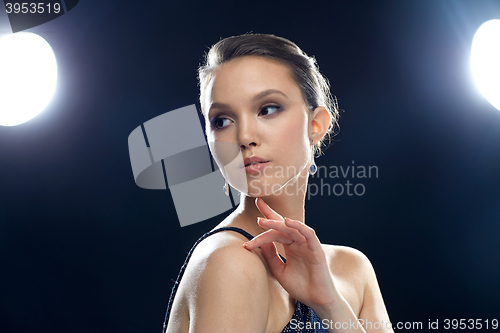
[{"x1": 237, "y1": 117, "x2": 260, "y2": 149}]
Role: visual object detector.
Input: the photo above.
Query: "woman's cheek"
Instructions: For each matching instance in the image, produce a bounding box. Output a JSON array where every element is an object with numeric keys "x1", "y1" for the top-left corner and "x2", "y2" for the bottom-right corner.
[
  {"x1": 280, "y1": 116, "x2": 308, "y2": 147},
  {"x1": 272, "y1": 120, "x2": 309, "y2": 166}
]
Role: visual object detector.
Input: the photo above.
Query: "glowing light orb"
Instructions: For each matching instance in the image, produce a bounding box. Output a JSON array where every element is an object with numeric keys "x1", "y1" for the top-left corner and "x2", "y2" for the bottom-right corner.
[
  {"x1": 0, "y1": 32, "x2": 57, "y2": 126},
  {"x1": 471, "y1": 19, "x2": 500, "y2": 111}
]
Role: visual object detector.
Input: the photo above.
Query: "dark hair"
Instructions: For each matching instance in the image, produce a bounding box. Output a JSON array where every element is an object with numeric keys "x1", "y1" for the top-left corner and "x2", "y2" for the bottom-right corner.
[{"x1": 198, "y1": 33, "x2": 339, "y2": 154}]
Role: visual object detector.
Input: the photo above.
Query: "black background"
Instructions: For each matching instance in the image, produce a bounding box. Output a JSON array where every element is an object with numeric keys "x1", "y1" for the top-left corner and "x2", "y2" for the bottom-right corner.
[{"x1": 1, "y1": 0, "x2": 500, "y2": 332}]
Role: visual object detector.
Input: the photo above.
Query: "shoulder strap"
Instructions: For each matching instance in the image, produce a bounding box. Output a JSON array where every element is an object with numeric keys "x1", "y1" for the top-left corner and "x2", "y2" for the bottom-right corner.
[{"x1": 162, "y1": 227, "x2": 254, "y2": 332}]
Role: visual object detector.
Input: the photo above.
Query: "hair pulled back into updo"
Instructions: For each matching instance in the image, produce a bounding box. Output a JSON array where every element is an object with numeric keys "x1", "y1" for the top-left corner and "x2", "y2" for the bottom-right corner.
[{"x1": 198, "y1": 33, "x2": 339, "y2": 155}]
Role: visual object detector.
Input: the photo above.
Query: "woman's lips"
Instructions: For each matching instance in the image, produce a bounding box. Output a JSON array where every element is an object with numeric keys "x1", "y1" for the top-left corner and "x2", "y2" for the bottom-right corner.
[{"x1": 244, "y1": 161, "x2": 270, "y2": 174}]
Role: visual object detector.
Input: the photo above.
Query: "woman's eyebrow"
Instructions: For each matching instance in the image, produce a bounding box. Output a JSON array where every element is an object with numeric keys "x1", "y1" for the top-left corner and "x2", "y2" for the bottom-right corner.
[
  {"x1": 252, "y1": 89, "x2": 288, "y2": 101},
  {"x1": 209, "y1": 102, "x2": 229, "y2": 112},
  {"x1": 208, "y1": 89, "x2": 288, "y2": 115}
]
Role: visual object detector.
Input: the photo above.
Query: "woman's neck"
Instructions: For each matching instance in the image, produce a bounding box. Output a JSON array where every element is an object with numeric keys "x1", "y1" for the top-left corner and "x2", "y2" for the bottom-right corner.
[{"x1": 239, "y1": 194, "x2": 305, "y2": 224}]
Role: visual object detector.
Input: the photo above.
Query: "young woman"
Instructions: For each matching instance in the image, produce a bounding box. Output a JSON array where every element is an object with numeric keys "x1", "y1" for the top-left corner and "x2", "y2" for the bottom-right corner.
[{"x1": 164, "y1": 34, "x2": 393, "y2": 333}]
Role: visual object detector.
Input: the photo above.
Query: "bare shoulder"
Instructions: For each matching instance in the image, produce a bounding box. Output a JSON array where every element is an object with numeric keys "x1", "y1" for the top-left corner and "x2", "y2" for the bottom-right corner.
[
  {"x1": 321, "y1": 244, "x2": 375, "y2": 315},
  {"x1": 186, "y1": 230, "x2": 269, "y2": 289},
  {"x1": 322, "y1": 244, "x2": 393, "y2": 332},
  {"x1": 173, "y1": 231, "x2": 270, "y2": 333},
  {"x1": 322, "y1": 244, "x2": 374, "y2": 278}
]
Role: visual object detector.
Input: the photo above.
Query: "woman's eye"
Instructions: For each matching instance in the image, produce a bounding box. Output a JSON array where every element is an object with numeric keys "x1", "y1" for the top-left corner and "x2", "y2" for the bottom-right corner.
[
  {"x1": 260, "y1": 105, "x2": 280, "y2": 116},
  {"x1": 211, "y1": 117, "x2": 231, "y2": 130}
]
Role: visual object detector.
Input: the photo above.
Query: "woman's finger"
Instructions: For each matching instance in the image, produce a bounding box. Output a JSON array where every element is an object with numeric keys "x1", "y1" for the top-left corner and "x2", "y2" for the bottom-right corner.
[
  {"x1": 243, "y1": 229, "x2": 293, "y2": 251},
  {"x1": 257, "y1": 218, "x2": 307, "y2": 245},
  {"x1": 260, "y1": 242, "x2": 286, "y2": 278},
  {"x1": 284, "y1": 217, "x2": 323, "y2": 252},
  {"x1": 255, "y1": 197, "x2": 283, "y2": 221}
]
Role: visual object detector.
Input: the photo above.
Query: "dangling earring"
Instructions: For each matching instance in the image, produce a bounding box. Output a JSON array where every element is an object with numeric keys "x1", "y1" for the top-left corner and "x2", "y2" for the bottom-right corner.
[
  {"x1": 309, "y1": 140, "x2": 318, "y2": 176},
  {"x1": 223, "y1": 180, "x2": 229, "y2": 196}
]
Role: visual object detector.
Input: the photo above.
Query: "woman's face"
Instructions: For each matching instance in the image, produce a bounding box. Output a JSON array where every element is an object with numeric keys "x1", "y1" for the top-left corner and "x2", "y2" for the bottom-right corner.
[{"x1": 204, "y1": 56, "x2": 312, "y2": 197}]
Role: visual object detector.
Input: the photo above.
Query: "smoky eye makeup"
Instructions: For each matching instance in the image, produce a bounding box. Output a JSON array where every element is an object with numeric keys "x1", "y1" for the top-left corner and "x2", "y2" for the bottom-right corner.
[
  {"x1": 210, "y1": 115, "x2": 231, "y2": 130},
  {"x1": 259, "y1": 104, "x2": 282, "y2": 116},
  {"x1": 208, "y1": 102, "x2": 284, "y2": 131}
]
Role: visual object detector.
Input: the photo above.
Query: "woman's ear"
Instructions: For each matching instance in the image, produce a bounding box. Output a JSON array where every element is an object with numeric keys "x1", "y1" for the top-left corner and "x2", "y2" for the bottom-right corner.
[{"x1": 309, "y1": 106, "x2": 331, "y2": 144}]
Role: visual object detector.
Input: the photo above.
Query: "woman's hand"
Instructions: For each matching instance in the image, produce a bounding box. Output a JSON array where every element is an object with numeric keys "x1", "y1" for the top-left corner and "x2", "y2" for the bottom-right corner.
[{"x1": 243, "y1": 197, "x2": 340, "y2": 314}]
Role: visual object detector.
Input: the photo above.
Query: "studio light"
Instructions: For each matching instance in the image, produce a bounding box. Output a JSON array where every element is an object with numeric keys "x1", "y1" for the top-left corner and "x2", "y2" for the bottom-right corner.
[
  {"x1": 471, "y1": 19, "x2": 500, "y2": 111},
  {"x1": 0, "y1": 32, "x2": 57, "y2": 126}
]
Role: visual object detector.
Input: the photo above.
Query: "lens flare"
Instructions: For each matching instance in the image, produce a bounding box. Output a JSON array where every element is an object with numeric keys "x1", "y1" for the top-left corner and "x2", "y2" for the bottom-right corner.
[
  {"x1": 0, "y1": 32, "x2": 57, "y2": 126},
  {"x1": 471, "y1": 19, "x2": 500, "y2": 111}
]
